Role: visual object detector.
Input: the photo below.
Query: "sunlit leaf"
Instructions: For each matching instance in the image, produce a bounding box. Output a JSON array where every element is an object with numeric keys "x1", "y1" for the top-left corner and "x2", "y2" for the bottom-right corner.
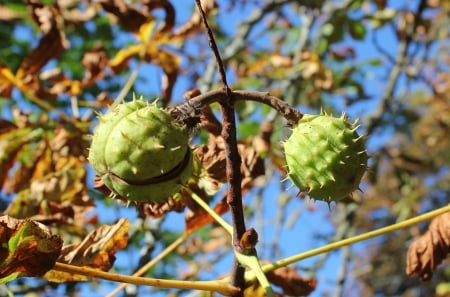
[
  {"x1": 135, "y1": 19, "x2": 156, "y2": 43},
  {"x1": 109, "y1": 44, "x2": 142, "y2": 73},
  {"x1": 45, "y1": 218, "x2": 129, "y2": 282},
  {"x1": 0, "y1": 64, "x2": 15, "y2": 98},
  {"x1": 0, "y1": 215, "x2": 63, "y2": 283}
]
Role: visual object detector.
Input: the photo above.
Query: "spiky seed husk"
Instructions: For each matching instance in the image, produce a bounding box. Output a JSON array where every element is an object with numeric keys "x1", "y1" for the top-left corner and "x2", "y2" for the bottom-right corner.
[
  {"x1": 284, "y1": 113, "x2": 368, "y2": 203},
  {"x1": 88, "y1": 99, "x2": 193, "y2": 203}
]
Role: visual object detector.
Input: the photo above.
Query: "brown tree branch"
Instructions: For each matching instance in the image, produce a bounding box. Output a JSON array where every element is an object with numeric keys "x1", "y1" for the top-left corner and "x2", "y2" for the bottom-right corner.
[
  {"x1": 184, "y1": 89, "x2": 303, "y2": 126},
  {"x1": 193, "y1": 3, "x2": 305, "y2": 294},
  {"x1": 194, "y1": 1, "x2": 245, "y2": 294}
]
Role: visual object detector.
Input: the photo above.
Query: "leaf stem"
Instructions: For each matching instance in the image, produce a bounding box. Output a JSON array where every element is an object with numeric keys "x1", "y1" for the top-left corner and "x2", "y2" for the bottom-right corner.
[
  {"x1": 106, "y1": 231, "x2": 192, "y2": 297},
  {"x1": 243, "y1": 204, "x2": 450, "y2": 283},
  {"x1": 184, "y1": 187, "x2": 233, "y2": 234},
  {"x1": 52, "y1": 262, "x2": 238, "y2": 296},
  {"x1": 234, "y1": 251, "x2": 276, "y2": 297},
  {"x1": 186, "y1": 187, "x2": 276, "y2": 296}
]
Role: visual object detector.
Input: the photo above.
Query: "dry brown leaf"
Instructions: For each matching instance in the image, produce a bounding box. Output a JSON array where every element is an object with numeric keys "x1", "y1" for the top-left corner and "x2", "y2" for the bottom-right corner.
[
  {"x1": 44, "y1": 218, "x2": 129, "y2": 282},
  {"x1": 146, "y1": 48, "x2": 180, "y2": 103},
  {"x1": 55, "y1": 218, "x2": 129, "y2": 272},
  {"x1": 17, "y1": 1, "x2": 68, "y2": 80},
  {"x1": 136, "y1": 195, "x2": 186, "y2": 219},
  {"x1": 81, "y1": 45, "x2": 109, "y2": 87},
  {"x1": 239, "y1": 144, "x2": 265, "y2": 191},
  {"x1": 145, "y1": 0, "x2": 175, "y2": 34},
  {"x1": 406, "y1": 212, "x2": 450, "y2": 280},
  {"x1": 267, "y1": 266, "x2": 317, "y2": 296},
  {"x1": 194, "y1": 136, "x2": 227, "y2": 194},
  {"x1": 194, "y1": 135, "x2": 265, "y2": 195},
  {"x1": 3, "y1": 121, "x2": 91, "y2": 211},
  {"x1": 99, "y1": 0, "x2": 149, "y2": 33},
  {"x1": 60, "y1": 1, "x2": 98, "y2": 24},
  {"x1": 185, "y1": 194, "x2": 229, "y2": 233}
]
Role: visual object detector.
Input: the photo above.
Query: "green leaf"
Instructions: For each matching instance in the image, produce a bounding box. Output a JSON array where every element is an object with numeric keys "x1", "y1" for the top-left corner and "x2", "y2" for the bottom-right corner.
[{"x1": 348, "y1": 19, "x2": 366, "y2": 40}]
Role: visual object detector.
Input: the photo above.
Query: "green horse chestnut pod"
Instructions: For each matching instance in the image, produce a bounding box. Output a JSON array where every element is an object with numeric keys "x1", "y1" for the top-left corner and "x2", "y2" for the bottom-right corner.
[
  {"x1": 88, "y1": 99, "x2": 193, "y2": 203},
  {"x1": 284, "y1": 112, "x2": 368, "y2": 203}
]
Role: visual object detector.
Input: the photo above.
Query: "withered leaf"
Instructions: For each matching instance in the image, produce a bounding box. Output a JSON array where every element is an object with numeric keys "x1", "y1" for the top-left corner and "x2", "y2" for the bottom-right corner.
[
  {"x1": 0, "y1": 215, "x2": 63, "y2": 284},
  {"x1": 406, "y1": 212, "x2": 450, "y2": 281},
  {"x1": 1, "y1": 121, "x2": 90, "y2": 224},
  {"x1": 266, "y1": 266, "x2": 317, "y2": 296},
  {"x1": 17, "y1": 1, "x2": 68, "y2": 80},
  {"x1": 194, "y1": 135, "x2": 265, "y2": 195},
  {"x1": 99, "y1": 0, "x2": 150, "y2": 33},
  {"x1": 185, "y1": 188, "x2": 229, "y2": 233},
  {"x1": 252, "y1": 121, "x2": 273, "y2": 156},
  {"x1": 137, "y1": 195, "x2": 186, "y2": 219},
  {"x1": 145, "y1": 0, "x2": 175, "y2": 34},
  {"x1": 81, "y1": 45, "x2": 109, "y2": 87},
  {"x1": 45, "y1": 218, "x2": 129, "y2": 283}
]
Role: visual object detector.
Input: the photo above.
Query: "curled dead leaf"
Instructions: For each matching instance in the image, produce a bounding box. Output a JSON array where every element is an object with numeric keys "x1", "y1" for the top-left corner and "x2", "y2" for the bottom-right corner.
[
  {"x1": 266, "y1": 266, "x2": 317, "y2": 296},
  {"x1": 44, "y1": 218, "x2": 129, "y2": 282},
  {"x1": 81, "y1": 45, "x2": 109, "y2": 87},
  {"x1": 406, "y1": 212, "x2": 450, "y2": 281},
  {"x1": 194, "y1": 135, "x2": 265, "y2": 195},
  {"x1": 99, "y1": 0, "x2": 150, "y2": 33},
  {"x1": 137, "y1": 195, "x2": 186, "y2": 219},
  {"x1": 18, "y1": 1, "x2": 69, "y2": 80}
]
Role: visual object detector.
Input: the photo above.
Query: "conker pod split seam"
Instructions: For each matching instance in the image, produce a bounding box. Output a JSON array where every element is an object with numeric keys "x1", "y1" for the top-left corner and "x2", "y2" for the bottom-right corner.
[
  {"x1": 88, "y1": 99, "x2": 194, "y2": 203},
  {"x1": 284, "y1": 112, "x2": 369, "y2": 203}
]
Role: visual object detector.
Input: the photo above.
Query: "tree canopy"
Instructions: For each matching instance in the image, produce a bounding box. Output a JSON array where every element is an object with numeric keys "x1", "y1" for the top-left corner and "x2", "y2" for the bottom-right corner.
[{"x1": 0, "y1": 0, "x2": 449, "y2": 296}]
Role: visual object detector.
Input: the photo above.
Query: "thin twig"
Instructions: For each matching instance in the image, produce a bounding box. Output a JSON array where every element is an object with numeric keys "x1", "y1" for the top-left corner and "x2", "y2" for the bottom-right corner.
[
  {"x1": 195, "y1": 0, "x2": 229, "y2": 92},
  {"x1": 106, "y1": 231, "x2": 192, "y2": 297},
  {"x1": 198, "y1": 0, "x2": 298, "y2": 91},
  {"x1": 185, "y1": 186, "x2": 233, "y2": 234}
]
